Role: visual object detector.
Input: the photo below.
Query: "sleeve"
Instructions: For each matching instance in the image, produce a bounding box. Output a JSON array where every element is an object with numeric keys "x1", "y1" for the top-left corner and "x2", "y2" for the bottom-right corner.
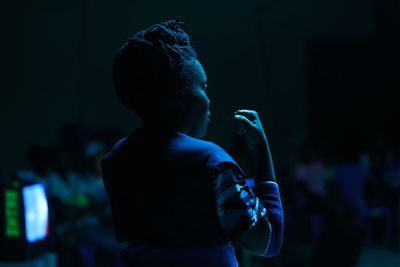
[
  {"x1": 213, "y1": 162, "x2": 284, "y2": 257},
  {"x1": 253, "y1": 181, "x2": 284, "y2": 257},
  {"x1": 212, "y1": 162, "x2": 267, "y2": 239}
]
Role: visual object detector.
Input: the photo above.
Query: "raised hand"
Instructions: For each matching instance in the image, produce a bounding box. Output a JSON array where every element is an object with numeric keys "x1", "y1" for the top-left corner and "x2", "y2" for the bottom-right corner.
[{"x1": 233, "y1": 109, "x2": 267, "y2": 152}]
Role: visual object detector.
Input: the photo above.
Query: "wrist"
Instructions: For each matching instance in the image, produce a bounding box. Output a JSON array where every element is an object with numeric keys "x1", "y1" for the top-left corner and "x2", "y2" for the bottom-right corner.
[
  {"x1": 252, "y1": 136, "x2": 276, "y2": 183},
  {"x1": 253, "y1": 134, "x2": 268, "y2": 154}
]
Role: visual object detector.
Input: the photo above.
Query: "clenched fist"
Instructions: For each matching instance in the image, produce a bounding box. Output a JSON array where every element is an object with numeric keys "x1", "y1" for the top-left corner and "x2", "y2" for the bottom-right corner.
[{"x1": 233, "y1": 109, "x2": 268, "y2": 153}]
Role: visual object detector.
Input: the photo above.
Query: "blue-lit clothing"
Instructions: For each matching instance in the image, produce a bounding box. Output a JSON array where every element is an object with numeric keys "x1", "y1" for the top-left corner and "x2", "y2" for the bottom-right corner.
[
  {"x1": 213, "y1": 164, "x2": 267, "y2": 239},
  {"x1": 253, "y1": 181, "x2": 284, "y2": 256},
  {"x1": 101, "y1": 127, "x2": 283, "y2": 266},
  {"x1": 121, "y1": 241, "x2": 238, "y2": 267},
  {"x1": 213, "y1": 165, "x2": 283, "y2": 257}
]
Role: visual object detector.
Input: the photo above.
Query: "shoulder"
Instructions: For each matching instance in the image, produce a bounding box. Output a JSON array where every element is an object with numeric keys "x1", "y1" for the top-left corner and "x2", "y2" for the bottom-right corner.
[
  {"x1": 173, "y1": 132, "x2": 230, "y2": 159},
  {"x1": 176, "y1": 134, "x2": 245, "y2": 176}
]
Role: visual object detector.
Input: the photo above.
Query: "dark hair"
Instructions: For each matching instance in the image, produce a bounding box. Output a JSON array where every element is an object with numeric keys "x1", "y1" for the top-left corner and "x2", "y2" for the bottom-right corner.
[{"x1": 112, "y1": 19, "x2": 198, "y2": 119}]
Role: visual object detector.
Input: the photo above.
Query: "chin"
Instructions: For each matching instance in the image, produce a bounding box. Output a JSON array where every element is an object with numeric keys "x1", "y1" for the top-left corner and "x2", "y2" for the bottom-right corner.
[
  {"x1": 197, "y1": 132, "x2": 206, "y2": 138},
  {"x1": 190, "y1": 120, "x2": 208, "y2": 138},
  {"x1": 199, "y1": 126, "x2": 208, "y2": 138},
  {"x1": 193, "y1": 126, "x2": 207, "y2": 139}
]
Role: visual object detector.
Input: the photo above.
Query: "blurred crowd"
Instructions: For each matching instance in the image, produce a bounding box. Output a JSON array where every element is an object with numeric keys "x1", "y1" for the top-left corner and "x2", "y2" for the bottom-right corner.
[
  {"x1": 1, "y1": 123, "x2": 125, "y2": 267},
  {"x1": 2, "y1": 124, "x2": 400, "y2": 267},
  {"x1": 229, "y1": 135, "x2": 400, "y2": 267},
  {"x1": 284, "y1": 139, "x2": 400, "y2": 267}
]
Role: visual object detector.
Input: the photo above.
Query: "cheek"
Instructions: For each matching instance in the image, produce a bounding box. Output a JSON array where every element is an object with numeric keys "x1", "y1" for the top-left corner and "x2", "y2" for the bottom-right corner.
[
  {"x1": 199, "y1": 96, "x2": 209, "y2": 115},
  {"x1": 190, "y1": 93, "x2": 208, "y2": 114}
]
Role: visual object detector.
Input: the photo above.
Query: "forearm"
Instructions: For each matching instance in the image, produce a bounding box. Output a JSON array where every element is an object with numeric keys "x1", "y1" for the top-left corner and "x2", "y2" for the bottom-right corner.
[
  {"x1": 253, "y1": 136, "x2": 276, "y2": 183},
  {"x1": 252, "y1": 136, "x2": 283, "y2": 256},
  {"x1": 232, "y1": 109, "x2": 282, "y2": 255}
]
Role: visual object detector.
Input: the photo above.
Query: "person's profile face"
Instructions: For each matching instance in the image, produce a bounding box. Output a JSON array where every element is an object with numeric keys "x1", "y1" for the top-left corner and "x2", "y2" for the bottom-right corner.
[{"x1": 183, "y1": 59, "x2": 210, "y2": 138}]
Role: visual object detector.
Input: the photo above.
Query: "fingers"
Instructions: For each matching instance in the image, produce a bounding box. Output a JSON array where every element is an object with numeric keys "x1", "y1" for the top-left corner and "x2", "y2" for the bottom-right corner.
[
  {"x1": 235, "y1": 109, "x2": 257, "y2": 115},
  {"x1": 233, "y1": 114, "x2": 254, "y2": 135},
  {"x1": 234, "y1": 114, "x2": 253, "y2": 126},
  {"x1": 234, "y1": 109, "x2": 258, "y2": 121},
  {"x1": 233, "y1": 109, "x2": 266, "y2": 142}
]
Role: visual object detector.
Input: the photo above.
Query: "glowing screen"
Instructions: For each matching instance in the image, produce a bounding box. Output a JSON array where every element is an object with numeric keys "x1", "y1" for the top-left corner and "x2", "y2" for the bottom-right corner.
[{"x1": 22, "y1": 184, "x2": 49, "y2": 242}]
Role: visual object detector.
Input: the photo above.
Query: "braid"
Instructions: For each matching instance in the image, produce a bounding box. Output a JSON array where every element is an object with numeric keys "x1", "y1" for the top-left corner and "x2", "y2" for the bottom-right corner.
[{"x1": 112, "y1": 19, "x2": 198, "y2": 118}]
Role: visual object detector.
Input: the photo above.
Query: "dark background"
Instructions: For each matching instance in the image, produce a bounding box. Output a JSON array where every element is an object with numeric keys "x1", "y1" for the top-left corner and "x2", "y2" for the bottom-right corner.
[
  {"x1": 3, "y1": 0, "x2": 398, "y2": 174},
  {"x1": 2, "y1": 1, "x2": 400, "y2": 266}
]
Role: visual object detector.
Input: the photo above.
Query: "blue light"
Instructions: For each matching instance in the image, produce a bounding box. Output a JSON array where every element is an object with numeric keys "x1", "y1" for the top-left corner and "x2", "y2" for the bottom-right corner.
[
  {"x1": 245, "y1": 178, "x2": 254, "y2": 187},
  {"x1": 22, "y1": 184, "x2": 49, "y2": 242}
]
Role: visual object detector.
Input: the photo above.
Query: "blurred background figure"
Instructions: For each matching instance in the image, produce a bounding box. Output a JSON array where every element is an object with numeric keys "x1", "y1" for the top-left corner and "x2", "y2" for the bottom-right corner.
[
  {"x1": 66, "y1": 139, "x2": 124, "y2": 267},
  {"x1": 3, "y1": 125, "x2": 125, "y2": 267},
  {"x1": 292, "y1": 142, "x2": 328, "y2": 246}
]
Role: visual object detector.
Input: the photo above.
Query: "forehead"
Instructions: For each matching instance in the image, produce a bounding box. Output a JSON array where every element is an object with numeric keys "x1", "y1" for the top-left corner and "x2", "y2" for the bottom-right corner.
[{"x1": 191, "y1": 59, "x2": 207, "y2": 83}]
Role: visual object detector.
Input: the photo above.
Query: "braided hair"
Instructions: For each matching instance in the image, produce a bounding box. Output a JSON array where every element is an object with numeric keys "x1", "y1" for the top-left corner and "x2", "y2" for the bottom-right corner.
[{"x1": 112, "y1": 19, "x2": 198, "y2": 119}]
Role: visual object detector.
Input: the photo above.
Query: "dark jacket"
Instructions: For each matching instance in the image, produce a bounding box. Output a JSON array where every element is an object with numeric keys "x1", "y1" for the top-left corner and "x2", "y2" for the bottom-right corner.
[{"x1": 101, "y1": 127, "x2": 244, "y2": 249}]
